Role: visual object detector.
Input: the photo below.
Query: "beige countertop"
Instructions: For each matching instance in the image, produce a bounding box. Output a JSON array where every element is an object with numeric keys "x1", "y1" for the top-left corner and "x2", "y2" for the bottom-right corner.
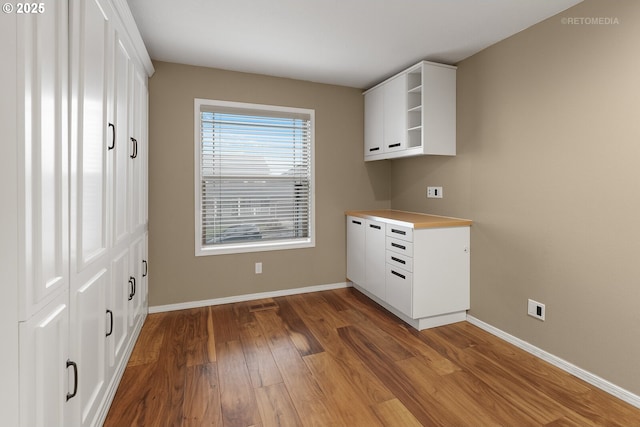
[{"x1": 345, "y1": 209, "x2": 472, "y2": 229}]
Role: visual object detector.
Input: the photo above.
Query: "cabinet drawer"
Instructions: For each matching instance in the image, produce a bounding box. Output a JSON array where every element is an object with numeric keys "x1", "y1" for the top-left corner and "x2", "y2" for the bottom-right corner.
[
  {"x1": 386, "y1": 265, "x2": 412, "y2": 317},
  {"x1": 386, "y1": 250, "x2": 413, "y2": 272},
  {"x1": 386, "y1": 223, "x2": 413, "y2": 241},
  {"x1": 386, "y1": 237, "x2": 413, "y2": 256}
]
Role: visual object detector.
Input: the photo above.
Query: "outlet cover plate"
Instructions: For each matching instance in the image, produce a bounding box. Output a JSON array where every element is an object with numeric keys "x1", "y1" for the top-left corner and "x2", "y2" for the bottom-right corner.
[
  {"x1": 427, "y1": 186, "x2": 443, "y2": 198},
  {"x1": 527, "y1": 299, "x2": 545, "y2": 321}
]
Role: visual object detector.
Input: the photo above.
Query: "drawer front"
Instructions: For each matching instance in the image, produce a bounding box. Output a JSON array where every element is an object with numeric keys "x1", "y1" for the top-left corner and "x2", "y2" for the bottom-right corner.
[
  {"x1": 386, "y1": 223, "x2": 413, "y2": 242},
  {"x1": 386, "y1": 250, "x2": 413, "y2": 272},
  {"x1": 386, "y1": 237, "x2": 413, "y2": 256},
  {"x1": 386, "y1": 265, "x2": 412, "y2": 317}
]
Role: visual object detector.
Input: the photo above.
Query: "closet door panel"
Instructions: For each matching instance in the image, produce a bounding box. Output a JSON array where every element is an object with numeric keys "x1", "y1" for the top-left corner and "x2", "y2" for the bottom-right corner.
[
  {"x1": 112, "y1": 36, "x2": 132, "y2": 246},
  {"x1": 70, "y1": 269, "x2": 108, "y2": 427},
  {"x1": 72, "y1": 0, "x2": 110, "y2": 269},
  {"x1": 18, "y1": 0, "x2": 69, "y2": 320},
  {"x1": 19, "y1": 292, "x2": 69, "y2": 427}
]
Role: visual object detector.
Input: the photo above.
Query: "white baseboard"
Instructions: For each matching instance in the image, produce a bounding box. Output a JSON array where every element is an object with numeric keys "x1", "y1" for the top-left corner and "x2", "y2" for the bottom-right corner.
[
  {"x1": 148, "y1": 281, "x2": 351, "y2": 314},
  {"x1": 466, "y1": 315, "x2": 640, "y2": 409}
]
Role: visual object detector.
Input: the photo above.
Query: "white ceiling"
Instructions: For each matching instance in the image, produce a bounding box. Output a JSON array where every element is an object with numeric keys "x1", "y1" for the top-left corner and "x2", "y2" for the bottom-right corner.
[{"x1": 127, "y1": 0, "x2": 582, "y2": 89}]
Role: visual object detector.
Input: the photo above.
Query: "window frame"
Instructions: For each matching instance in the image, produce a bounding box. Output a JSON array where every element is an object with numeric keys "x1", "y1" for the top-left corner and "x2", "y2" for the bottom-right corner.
[{"x1": 194, "y1": 98, "x2": 315, "y2": 256}]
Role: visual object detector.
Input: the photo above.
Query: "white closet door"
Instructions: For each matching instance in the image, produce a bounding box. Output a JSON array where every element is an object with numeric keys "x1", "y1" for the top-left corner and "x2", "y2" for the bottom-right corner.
[
  {"x1": 106, "y1": 247, "x2": 130, "y2": 372},
  {"x1": 71, "y1": 0, "x2": 110, "y2": 270},
  {"x1": 19, "y1": 292, "x2": 70, "y2": 427},
  {"x1": 111, "y1": 34, "x2": 132, "y2": 247},
  {"x1": 18, "y1": 0, "x2": 69, "y2": 321},
  {"x1": 70, "y1": 269, "x2": 108, "y2": 427}
]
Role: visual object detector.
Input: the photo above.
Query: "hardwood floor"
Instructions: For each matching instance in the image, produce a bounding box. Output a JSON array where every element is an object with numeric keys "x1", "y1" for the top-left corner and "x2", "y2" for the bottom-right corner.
[{"x1": 104, "y1": 288, "x2": 640, "y2": 426}]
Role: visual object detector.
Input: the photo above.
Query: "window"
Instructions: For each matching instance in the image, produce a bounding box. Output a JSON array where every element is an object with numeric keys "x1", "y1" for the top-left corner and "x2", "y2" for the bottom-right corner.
[{"x1": 195, "y1": 99, "x2": 315, "y2": 255}]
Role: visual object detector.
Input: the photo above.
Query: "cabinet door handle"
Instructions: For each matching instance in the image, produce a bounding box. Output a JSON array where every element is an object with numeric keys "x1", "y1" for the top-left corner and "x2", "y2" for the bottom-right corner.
[
  {"x1": 66, "y1": 360, "x2": 78, "y2": 401},
  {"x1": 128, "y1": 277, "x2": 135, "y2": 300},
  {"x1": 391, "y1": 229, "x2": 406, "y2": 235},
  {"x1": 391, "y1": 270, "x2": 406, "y2": 280},
  {"x1": 391, "y1": 242, "x2": 406, "y2": 250},
  {"x1": 369, "y1": 224, "x2": 381, "y2": 230},
  {"x1": 108, "y1": 123, "x2": 115, "y2": 150},
  {"x1": 142, "y1": 260, "x2": 148, "y2": 277},
  {"x1": 106, "y1": 309, "x2": 114, "y2": 337},
  {"x1": 130, "y1": 137, "x2": 138, "y2": 159},
  {"x1": 369, "y1": 147, "x2": 380, "y2": 152},
  {"x1": 391, "y1": 256, "x2": 405, "y2": 265},
  {"x1": 388, "y1": 143, "x2": 401, "y2": 148},
  {"x1": 351, "y1": 220, "x2": 361, "y2": 225}
]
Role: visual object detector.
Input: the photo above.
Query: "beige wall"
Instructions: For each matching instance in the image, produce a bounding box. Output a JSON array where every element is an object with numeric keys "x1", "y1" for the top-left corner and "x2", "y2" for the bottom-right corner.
[
  {"x1": 391, "y1": 0, "x2": 640, "y2": 394},
  {"x1": 148, "y1": 62, "x2": 390, "y2": 307}
]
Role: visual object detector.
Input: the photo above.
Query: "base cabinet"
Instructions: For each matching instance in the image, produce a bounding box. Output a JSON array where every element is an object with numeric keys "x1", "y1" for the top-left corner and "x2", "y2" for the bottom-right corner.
[{"x1": 346, "y1": 215, "x2": 470, "y2": 330}]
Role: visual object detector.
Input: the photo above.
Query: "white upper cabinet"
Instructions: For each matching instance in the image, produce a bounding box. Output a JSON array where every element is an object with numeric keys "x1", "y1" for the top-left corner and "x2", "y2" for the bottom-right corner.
[{"x1": 364, "y1": 61, "x2": 456, "y2": 161}]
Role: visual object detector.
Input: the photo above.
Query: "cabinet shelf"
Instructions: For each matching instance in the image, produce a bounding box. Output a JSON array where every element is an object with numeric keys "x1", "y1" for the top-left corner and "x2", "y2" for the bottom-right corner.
[
  {"x1": 408, "y1": 84, "x2": 422, "y2": 93},
  {"x1": 408, "y1": 125, "x2": 422, "y2": 132},
  {"x1": 408, "y1": 105, "x2": 422, "y2": 113}
]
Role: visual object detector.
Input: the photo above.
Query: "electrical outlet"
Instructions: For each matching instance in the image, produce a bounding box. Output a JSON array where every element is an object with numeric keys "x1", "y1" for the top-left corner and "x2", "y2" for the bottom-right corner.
[
  {"x1": 427, "y1": 186, "x2": 443, "y2": 198},
  {"x1": 255, "y1": 262, "x2": 262, "y2": 274},
  {"x1": 527, "y1": 299, "x2": 545, "y2": 321}
]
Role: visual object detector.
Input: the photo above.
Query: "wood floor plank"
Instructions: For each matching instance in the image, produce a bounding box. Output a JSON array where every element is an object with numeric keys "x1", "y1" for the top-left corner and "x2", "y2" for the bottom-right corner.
[
  {"x1": 239, "y1": 315, "x2": 284, "y2": 388},
  {"x1": 216, "y1": 340, "x2": 262, "y2": 427},
  {"x1": 415, "y1": 324, "x2": 585, "y2": 425},
  {"x1": 288, "y1": 293, "x2": 395, "y2": 406},
  {"x1": 184, "y1": 307, "x2": 217, "y2": 367},
  {"x1": 103, "y1": 362, "x2": 156, "y2": 427},
  {"x1": 255, "y1": 309, "x2": 338, "y2": 427},
  {"x1": 254, "y1": 383, "x2": 303, "y2": 427},
  {"x1": 272, "y1": 297, "x2": 324, "y2": 357},
  {"x1": 126, "y1": 311, "x2": 168, "y2": 366},
  {"x1": 337, "y1": 325, "x2": 442, "y2": 426},
  {"x1": 182, "y1": 362, "x2": 223, "y2": 427},
  {"x1": 371, "y1": 398, "x2": 423, "y2": 427},
  {"x1": 397, "y1": 356, "x2": 539, "y2": 427},
  {"x1": 303, "y1": 352, "x2": 385, "y2": 426}
]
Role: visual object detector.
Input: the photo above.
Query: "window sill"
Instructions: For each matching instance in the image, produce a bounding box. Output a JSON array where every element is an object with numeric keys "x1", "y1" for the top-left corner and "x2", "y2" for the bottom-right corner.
[{"x1": 195, "y1": 238, "x2": 315, "y2": 256}]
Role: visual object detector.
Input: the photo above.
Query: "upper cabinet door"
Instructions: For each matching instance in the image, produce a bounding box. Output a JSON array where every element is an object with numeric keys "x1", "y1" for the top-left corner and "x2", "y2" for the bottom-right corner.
[
  {"x1": 364, "y1": 87, "x2": 383, "y2": 157},
  {"x1": 70, "y1": 0, "x2": 111, "y2": 271},
  {"x1": 17, "y1": 0, "x2": 69, "y2": 320},
  {"x1": 382, "y1": 74, "x2": 407, "y2": 153}
]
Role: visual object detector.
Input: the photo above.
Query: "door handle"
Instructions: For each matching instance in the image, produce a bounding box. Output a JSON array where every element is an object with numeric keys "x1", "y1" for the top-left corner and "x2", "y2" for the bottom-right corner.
[
  {"x1": 106, "y1": 309, "x2": 114, "y2": 337},
  {"x1": 66, "y1": 360, "x2": 78, "y2": 401},
  {"x1": 108, "y1": 123, "x2": 115, "y2": 150}
]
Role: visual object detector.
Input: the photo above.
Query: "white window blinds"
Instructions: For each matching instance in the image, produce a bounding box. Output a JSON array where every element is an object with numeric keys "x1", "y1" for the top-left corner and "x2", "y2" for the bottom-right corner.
[{"x1": 195, "y1": 99, "x2": 314, "y2": 255}]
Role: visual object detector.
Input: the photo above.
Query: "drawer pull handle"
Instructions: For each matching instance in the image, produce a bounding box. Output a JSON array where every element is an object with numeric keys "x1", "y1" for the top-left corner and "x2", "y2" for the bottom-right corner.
[
  {"x1": 388, "y1": 143, "x2": 401, "y2": 148},
  {"x1": 369, "y1": 224, "x2": 381, "y2": 230},
  {"x1": 391, "y1": 270, "x2": 406, "y2": 280},
  {"x1": 391, "y1": 229, "x2": 406, "y2": 235},
  {"x1": 352, "y1": 220, "x2": 361, "y2": 225},
  {"x1": 391, "y1": 243, "x2": 406, "y2": 250},
  {"x1": 369, "y1": 147, "x2": 380, "y2": 152},
  {"x1": 391, "y1": 256, "x2": 405, "y2": 264}
]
